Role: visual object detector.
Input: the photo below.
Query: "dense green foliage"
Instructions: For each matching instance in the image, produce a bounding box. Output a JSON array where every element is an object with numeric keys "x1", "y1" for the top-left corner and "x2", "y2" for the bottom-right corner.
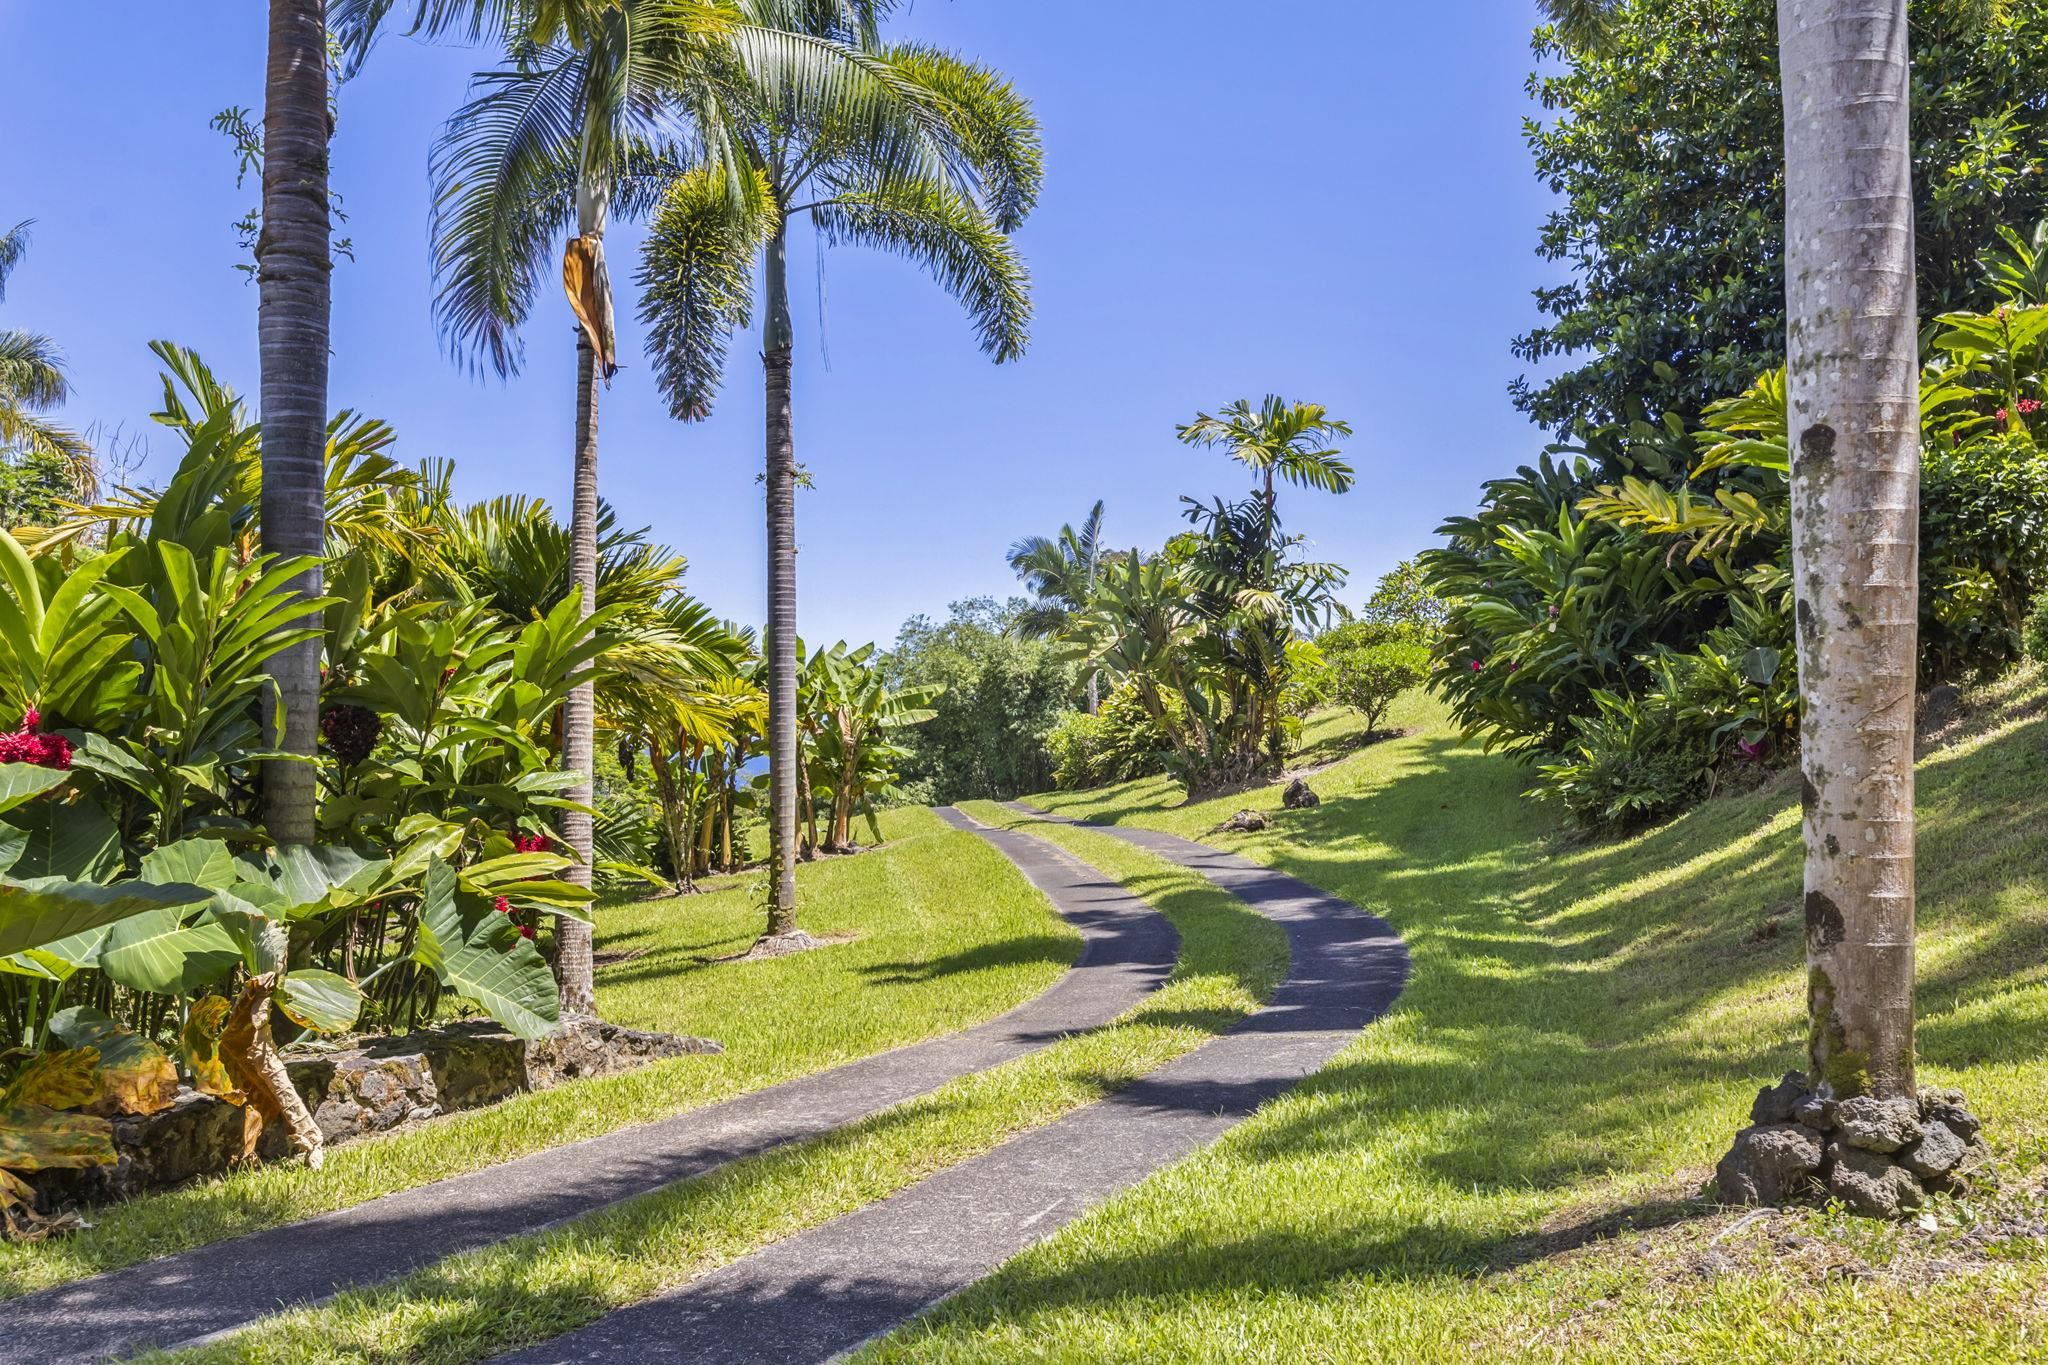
[
  {"x1": 886, "y1": 598, "x2": 1073, "y2": 804},
  {"x1": 1043, "y1": 681, "x2": 1174, "y2": 791},
  {"x1": 1516, "y1": 0, "x2": 2048, "y2": 438}
]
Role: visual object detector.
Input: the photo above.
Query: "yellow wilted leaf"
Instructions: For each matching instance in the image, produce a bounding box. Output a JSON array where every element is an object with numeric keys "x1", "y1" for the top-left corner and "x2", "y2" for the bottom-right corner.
[
  {"x1": 181, "y1": 996, "x2": 240, "y2": 1101},
  {"x1": 0, "y1": 1167, "x2": 35, "y2": 1211},
  {"x1": 0, "y1": 1104, "x2": 115, "y2": 1172},
  {"x1": 562, "y1": 234, "x2": 617, "y2": 375},
  {"x1": 86, "y1": 1042, "x2": 178, "y2": 1117},
  {"x1": 1, "y1": 1047, "x2": 99, "y2": 1110}
]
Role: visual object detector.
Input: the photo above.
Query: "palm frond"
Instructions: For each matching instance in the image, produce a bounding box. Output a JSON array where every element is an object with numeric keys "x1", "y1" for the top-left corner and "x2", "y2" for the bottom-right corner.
[
  {"x1": 428, "y1": 46, "x2": 587, "y2": 377},
  {"x1": 880, "y1": 44, "x2": 1041, "y2": 231},
  {"x1": 637, "y1": 163, "x2": 776, "y2": 419},
  {"x1": 1536, "y1": 0, "x2": 1618, "y2": 53},
  {"x1": 0, "y1": 330, "x2": 68, "y2": 413},
  {"x1": 811, "y1": 172, "x2": 1030, "y2": 361},
  {"x1": 0, "y1": 221, "x2": 29, "y2": 303}
]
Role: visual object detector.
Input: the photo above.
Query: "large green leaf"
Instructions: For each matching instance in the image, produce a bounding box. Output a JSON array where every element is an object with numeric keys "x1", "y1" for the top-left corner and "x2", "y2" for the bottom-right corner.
[
  {"x1": 238, "y1": 844, "x2": 390, "y2": 919},
  {"x1": 413, "y1": 857, "x2": 559, "y2": 1041},
  {"x1": 0, "y1": 877, "x2": 212, "y2": 958},
  {"x1": 0, "y1": 923, "x2": 109, "y2": 981},
  {"x1": 140, "y1": 838, "x2": 237, "y2": 888},
  {"x1": 9, "y1": 795, "x2": 121, "y2": 880},
  {"x1": 0, "y1": 764, "x2": 67, "y2": 816},
  {"x1": 97, "y1": 907, "x2": 242, "y2": 996},
  {"x1": 276, "y1": 968, "x2": 364, "y2": 1034}
]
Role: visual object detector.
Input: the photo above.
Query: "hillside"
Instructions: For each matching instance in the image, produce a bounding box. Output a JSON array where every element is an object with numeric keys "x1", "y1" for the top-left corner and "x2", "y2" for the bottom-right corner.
[{"x1": 873, "y1": 677, "x2": 2048, "y2": 1361}]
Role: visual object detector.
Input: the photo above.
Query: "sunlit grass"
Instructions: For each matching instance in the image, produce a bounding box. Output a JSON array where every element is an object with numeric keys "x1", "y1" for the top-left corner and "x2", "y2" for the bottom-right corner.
[
  {"x1": 141, "y1": 819, "x2": 1287, "y2": 1364},
  {"x1": 2, "y1": 808, "x2": 1078, "y2": 1301},
  {"x1": 868, "y1": 680, "x2": 2048, "y2": 1362}
]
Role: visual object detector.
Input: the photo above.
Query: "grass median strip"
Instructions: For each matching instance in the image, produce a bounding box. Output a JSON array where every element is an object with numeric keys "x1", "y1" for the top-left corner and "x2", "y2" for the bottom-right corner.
[
  {"x1": 138, "y1": 814, "x2": 1286, "y2": 1365},
  {"x1": 3, "y1": 809, "x2": 1077, "y2": 1302}
]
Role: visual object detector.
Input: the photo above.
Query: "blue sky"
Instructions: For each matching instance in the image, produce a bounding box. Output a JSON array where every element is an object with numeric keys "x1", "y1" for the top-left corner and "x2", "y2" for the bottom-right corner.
[{"x1": 0, "y1": 2, "x2": 1564, "y2": 648}]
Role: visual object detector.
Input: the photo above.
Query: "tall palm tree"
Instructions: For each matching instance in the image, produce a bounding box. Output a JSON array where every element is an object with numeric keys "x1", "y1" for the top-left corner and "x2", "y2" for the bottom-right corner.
[
  {"x1": 257, "y1": 1, "x2": 334, "y2": 852},
  {"x1": 0, "y1": 221, "x2": 92, "y2": 492},
  {"x1": 637, "y1": 18, "x2": 1038, "y2": 941},
  {"x1": 1779, "y1": 0, "x2": 1921, "y2": 1105},
  {"x1": 1007, "y1": 500, "x2": 1105, "y2": 711},
  {"x1": 338, "y1": 0, "x2": 939, "y2": 1004},
  {"x1": 1175, "y1": 396, "x2": 1355, "y2": 539}
]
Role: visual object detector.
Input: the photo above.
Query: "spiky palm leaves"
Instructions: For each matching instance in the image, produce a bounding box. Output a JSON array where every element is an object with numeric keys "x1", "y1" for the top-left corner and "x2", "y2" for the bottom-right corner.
[
  {"x1": 0, "y1": 222, "x2": 93, "y2": 502},
  {"x1": 1175, "y1": 396, "x2": 1356, "y2": 519}
]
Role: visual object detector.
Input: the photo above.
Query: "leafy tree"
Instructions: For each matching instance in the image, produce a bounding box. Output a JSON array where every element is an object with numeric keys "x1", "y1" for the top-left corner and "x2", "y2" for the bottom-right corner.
[
  {"x1": 1358, "y1": 558, "x2": 1446, "y2": 639},
  {"x1": 1326, "y1": 640, "x2": 1430, "y2": 736},
  {"x1": 887, "y1": 597, "x2": 1074, "y2": 802},
  {"x1": 636, "y1": 15, "x2": 1038, "y2": 941},
  {"x1": 1175, "y1": 396, "x2": 1353, "y2": 537},
  {"x1": 1007, "y1": 501, "x2": 1106, "y2": 711},
  {"x1": 1516, "y1": 0, "x2": 2048, "y2": 440}
]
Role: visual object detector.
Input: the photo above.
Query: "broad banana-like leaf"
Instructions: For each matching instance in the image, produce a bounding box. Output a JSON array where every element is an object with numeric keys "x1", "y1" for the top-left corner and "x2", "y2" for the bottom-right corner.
[
  {"x1": 0, "y1": 922, "x2": 107, "y2": 981},
  {"x1": 140, "y1": 838, "x2": 238, "y2": 887},
  {"x1": 413, "y1": 857, "x2": 559, "y2": 1041},
  {"x1": 0, "y1": 765, "x2": 67, "y2": 816},
  {"x1": 98, "y1": 907, "x2": 242, "y2": 996},
  {"x1": 0, "y1": 876, "x2": 212, "y2": 958},
  {"x1": 237, "y1": 844, "x2": 390, "y2": 919},
  {"x1": 7, "y1": 794, "x2": 120, "y2": 880},
  {"x1": 276, "y1": 968, "x2": 363, "y2": 1034},
  {"x1": 0, "y1": 1047, "x2": 98, "y2": 1109},
  {"x1": 0, "y1": 1104, "x2": 115, "y2": 1171},
  {"x1": 46, "y1": 1006, "x2": 180, "y2": 1116}
]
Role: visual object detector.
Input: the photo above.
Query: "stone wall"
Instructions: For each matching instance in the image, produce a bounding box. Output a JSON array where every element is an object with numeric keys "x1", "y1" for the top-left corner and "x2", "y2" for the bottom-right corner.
[{"x1": 33, "y1": 1019, "x2": 720, "y2": 1208}]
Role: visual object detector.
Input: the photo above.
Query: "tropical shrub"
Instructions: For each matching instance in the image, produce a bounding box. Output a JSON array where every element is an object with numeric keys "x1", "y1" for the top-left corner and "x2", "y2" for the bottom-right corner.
[
  {"x1": 1326, "y1": 640, "x2": 1430, "y2": 735},
  {"x1": 887, "y1": 598, "x2": 1074, "y2": 803},
  {"x1": 1044, "y1": 681, "x2": 1175, "y2": 790}
]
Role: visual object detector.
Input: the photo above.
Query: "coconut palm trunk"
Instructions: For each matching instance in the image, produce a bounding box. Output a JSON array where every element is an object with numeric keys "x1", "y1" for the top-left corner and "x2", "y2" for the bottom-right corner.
[
  {"x1": 762, "y1": 219, "x2": 800, "y2": 934},
  {"x1": 1779, "y1": 0, "x2": 1920, "y2": 1101},
  {"x1": 555, "y1": 326, "x2": 601, "y2": 1017},
  {"x1": 257, "y1": 0, "x2": 330, "y2": 849}
]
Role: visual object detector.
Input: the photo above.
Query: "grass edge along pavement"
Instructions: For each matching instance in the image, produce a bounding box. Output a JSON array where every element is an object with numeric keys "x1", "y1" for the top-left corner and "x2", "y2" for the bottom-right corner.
[
  {"x1": 122, "y1": 810, "x2": 1291, "y2": 1364},
  {"x1": 864, "y1": 685, "x2": 2048, "y2": 1363},
  {"x1": 0, "y1": 808, "x2": 1074, "y2": 1304},
  {"x1": 481, "y1": 805, "x2": 1401, "y2": 1364},
  {"x1": 2, "y1": 806, "x2": 1185, "y2": 1363}
]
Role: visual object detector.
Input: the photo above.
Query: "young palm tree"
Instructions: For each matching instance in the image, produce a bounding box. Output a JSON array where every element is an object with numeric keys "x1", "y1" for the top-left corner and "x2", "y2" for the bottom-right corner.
[
  {"x1": 1007, "y1": 500, "x2": 1106, "y2": 711},
  {"x1": 637, "y1": 20, "x2": 1038, "y2": 941},
  {"x1": 0, "y1": 222, "x2": 91, "y2": 491},
  {"x1": 1778, "y1": 0, "x2": 1921, "y2": 1104},
  {"x1": 256, "y1": 1, "x2": 334, "y2": 851},
  {"x1": 1175, "y1": 396, "x2": 1355, "y2": 538}
]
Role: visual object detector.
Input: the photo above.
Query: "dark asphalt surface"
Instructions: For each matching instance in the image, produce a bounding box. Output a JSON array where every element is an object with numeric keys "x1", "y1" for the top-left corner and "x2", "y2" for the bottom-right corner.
[
  {"x1": 498, "y1": 804, "x2": 1408, "y2": 1365},
  {"x1": 0, "y1": 811, "x2": 1178, "y2": 1364}
]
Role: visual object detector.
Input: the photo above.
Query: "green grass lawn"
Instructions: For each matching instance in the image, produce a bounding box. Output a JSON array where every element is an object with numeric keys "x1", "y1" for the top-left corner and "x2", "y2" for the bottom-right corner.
[
  {"x1": 144, "y1": 816, "x2": 1287, "y2": 1364},
  {"x1": 866, "y1": 680, "x2": 2048, "y2": 1362},
  {"x1": 2, "y1": 807, "x2": 1079, "y2": 1301}
]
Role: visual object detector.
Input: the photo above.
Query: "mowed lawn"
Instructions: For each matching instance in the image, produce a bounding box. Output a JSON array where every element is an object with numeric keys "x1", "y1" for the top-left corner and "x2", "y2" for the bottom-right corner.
[
  {"x1": 3, "y1": 808, "x2": 1077, "y2": 1300},
  {"x1": 868, "y1": 679, "x2": 2048, "y2": 1362}
]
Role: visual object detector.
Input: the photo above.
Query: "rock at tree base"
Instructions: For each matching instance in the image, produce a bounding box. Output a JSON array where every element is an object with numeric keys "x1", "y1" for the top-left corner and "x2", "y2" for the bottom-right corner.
[
  {"x1": 1214, "y1": 809, "x2": 1271, "y2": 834},
  {"x1": 1717, "y1": 1122, "x2": 1824, "y2": 1205},
  {"x1": 1282, "y1": 778, "x2": 1321, "y2": 809},
  {"x1": 1717, "y1": 1079, "x2": 1990, "y2": 1217}
]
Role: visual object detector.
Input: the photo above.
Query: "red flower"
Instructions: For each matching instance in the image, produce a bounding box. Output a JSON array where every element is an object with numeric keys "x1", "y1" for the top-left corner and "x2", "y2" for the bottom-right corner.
[
  {"x1": 2022, "y1": 398, "x2": 2043, "y2": 415},
  {"x1": 1998, "y1": 408, "x2": 2010, "y2": 427},
  {"x1": 518, "y1": 924, "x2": 535, "y2": 940},
  {"x1": 511, "y1": 833, "x2": 550, "y2": 854},
  {"x1": 0, "y1": 710, "x2": 70, "y2": 770},
  {"x1": 1469, "y1": 659, "x2": 1484, "y2": 672},
  {"x1": 494, "y1": 895, "x2": 511, "y2": 915},
  {"x1": 20, "y1": 707, "x2": 39, "y2": 730}
]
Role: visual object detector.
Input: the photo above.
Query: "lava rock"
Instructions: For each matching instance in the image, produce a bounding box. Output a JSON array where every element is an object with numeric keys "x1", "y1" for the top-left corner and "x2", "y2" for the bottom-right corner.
[
  {"x1": 1215, "y1": 809, "x2": 1271, "y2": 834},
  {"x1": 1921, "y1": 1089, "x2": 1982, "y2": 1141},
  {"x1": 1282, "y1": 778, "x2": 1321, "y2": 810},
  {"x1": 1751, "y1": 1072, "x2": 1807, "y2": 1125},
  {"x1": 1794, "y1": 1094, "x2": 1838, "y2": 1132},
  {"x1": 1717, "y1": 1122, "x2": 1824, "y2": 1206},
  {"x1": 1898, "y1": 1119, "x2": 1969, "y2": 1180},
  {"x1": 1827, "y1": 1142, "x2": 1925, "y2": 1218},
  {"x1": 1835, "y1": 1095, "x2": 1923, "y2": 1153}
]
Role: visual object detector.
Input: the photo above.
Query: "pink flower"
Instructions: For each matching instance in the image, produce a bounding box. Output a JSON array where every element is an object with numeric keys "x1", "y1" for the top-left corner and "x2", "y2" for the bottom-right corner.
[
  {"x1": 2022, "y1": 398, "x2": 2042, "y2": 415},
  {"x1": 494, "y1": 895, "x2": 511, "y2": 915},
  {"x1": 519, "y1": 924, "x2": 535, "y2": 941},
  {"x1": 1469, "y1": 659, "x2": 1484, "y2": 672},
  {"x1": 21, "y1": 708, "x2": 39, "y2": 730},
  {"x1": 1736, "y1": 738, "x2": 1766, "y2": 762},
  {"x1": 1998, "y1": 408, "x2": 2010, "y2": 427}
]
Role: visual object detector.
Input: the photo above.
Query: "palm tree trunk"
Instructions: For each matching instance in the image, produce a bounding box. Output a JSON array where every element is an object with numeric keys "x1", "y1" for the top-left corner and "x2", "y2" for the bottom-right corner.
[
  {"x1": 554, "y1": 328, "x2": 600, "y2": 1017},
  {"x1": 762, "y1": 220, "x2": 800, "y2": 936},
  {"x1": 257, "y1": 0, "x2": 329, "y2": 850},
  {"x1": 1779, "y1": 0, "x2": 1919, "y2": 1101},
  {"x1": 1084, "y1": 670, "x2": 1099, "y2": 715}
]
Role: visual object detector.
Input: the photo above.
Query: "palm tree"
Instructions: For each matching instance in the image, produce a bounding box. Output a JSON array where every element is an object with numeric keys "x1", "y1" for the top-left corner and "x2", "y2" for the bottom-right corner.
[
  {"x1": 1007, "y1": 500, "x2": 1105, "y2": 711},
  {"x1": 1778, "y1": 0, "x2": 1921, "y2": 1108},
  {"x1": 637, "y1": 18, "x2": 1038, "y2": 942},
  {"x1": 1175, "y1": 396, "x2": 1355, "y2": 538},
  {"x1": 0, "y1": 221, "x2": 93, "y2": 496},
  {"x1": 256, "y1": 0, "x2": 334, "y2": 852}
]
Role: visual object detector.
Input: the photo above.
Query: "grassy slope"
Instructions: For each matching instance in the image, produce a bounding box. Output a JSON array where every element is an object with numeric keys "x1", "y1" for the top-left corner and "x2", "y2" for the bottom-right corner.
[
  {"x1": 870, "y1": 682, "x2": 2048, "y2": 1363},
  {"x1": 2, "y1": 808, "x2": 1078, "y2": 1300},
  {"x1": 146, "y1": 819, "x2": 1287, "y2": 1364}
]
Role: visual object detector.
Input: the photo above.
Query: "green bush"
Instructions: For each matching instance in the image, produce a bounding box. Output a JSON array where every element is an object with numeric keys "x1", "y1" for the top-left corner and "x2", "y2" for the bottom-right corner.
[
  {"x1": 1537, "y1": 685, "x2": 1716, "y2": 831},
  {"x1": 1327, "y1": 640, "x2": 1430, "y2": 734},
  {"x1": 1045, "y1": 682, "x2": 1173, "y2": 790}
]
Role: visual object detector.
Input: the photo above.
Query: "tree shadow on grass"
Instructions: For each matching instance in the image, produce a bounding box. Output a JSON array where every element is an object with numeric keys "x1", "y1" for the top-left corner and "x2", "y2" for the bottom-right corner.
[{"x1": 858, "y1": 935, "x2": 1081, "y2": 986}]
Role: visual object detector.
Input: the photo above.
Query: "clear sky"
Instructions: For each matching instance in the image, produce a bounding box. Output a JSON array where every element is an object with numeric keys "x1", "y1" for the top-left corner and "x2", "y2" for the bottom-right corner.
[{"x1": 0, "y1": 1, "x2": 1565, "y2": 648}]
